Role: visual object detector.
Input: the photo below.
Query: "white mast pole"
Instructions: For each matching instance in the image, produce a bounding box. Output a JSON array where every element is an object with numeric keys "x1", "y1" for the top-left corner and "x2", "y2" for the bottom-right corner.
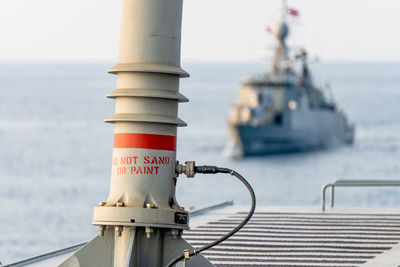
[
  {"x1": 282, "y1": 0, "x2": 288, "y2": 22},
  {"x1": 59, "y1": 0, "x2": 214, "y2": 266}
]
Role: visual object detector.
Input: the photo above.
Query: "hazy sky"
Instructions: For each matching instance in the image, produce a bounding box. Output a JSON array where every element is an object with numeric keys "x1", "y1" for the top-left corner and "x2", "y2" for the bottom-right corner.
[{"x1": 0, "y1": 0, "x2": 399, "y2": 62}]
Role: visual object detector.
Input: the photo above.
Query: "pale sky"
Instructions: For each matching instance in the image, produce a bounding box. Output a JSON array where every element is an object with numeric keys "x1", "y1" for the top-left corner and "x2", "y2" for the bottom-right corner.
[{"x1": 0, "y1": 0, "x2": 399, "y2": 62}]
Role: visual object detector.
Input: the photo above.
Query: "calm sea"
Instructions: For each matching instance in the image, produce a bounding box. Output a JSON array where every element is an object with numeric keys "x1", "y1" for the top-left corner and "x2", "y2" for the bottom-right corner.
[{"x1": 0, "y1": 61, "x2": 400, "y2": 263}]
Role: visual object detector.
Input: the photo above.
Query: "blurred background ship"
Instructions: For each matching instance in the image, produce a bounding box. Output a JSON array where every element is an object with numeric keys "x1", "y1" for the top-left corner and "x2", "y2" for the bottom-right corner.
[{"x1": 226, "y1": 1, "x2": 355, "y2": 157}]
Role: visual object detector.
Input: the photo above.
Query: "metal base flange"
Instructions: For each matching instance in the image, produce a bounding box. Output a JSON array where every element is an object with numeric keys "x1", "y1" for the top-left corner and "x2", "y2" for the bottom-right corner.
[{"x1": 93, "y1": 206, "x2": 189, "y2": 230}]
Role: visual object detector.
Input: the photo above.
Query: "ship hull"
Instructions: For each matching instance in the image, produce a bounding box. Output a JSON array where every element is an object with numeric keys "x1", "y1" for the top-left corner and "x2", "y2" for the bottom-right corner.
[
  {"x1": 229, "y1": 109, "x2": 354, "y2": 157},
  {"x1": 235, "y1": 126, "x2": 318, "y2": 155}
]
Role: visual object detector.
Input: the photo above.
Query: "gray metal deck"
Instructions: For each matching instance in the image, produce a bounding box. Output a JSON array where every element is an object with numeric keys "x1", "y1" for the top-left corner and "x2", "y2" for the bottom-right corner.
[
  {"x1": 184, "y1": 207, "x2": 400, "y2": 266},
  {"x1": 5, "y1": 206, "x2": 400, "y2": 267}
]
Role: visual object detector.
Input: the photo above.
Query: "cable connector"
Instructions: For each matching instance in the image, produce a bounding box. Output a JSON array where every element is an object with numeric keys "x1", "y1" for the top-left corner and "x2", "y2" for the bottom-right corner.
[
  {"x1": 194, "y1": 165, "x2": 218, "y2": 174},
  {"x1": 176, "y1": 161, "x2": 226, "y2": 177},
  {"x1": 175, "y1": 161, "x2": 195, "y2": 178}
]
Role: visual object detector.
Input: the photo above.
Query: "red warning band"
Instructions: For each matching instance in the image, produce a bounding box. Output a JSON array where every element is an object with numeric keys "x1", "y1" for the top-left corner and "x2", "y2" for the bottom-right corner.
[{"x1": 113, "y1": 133, "x2": 176, "y2": 151}]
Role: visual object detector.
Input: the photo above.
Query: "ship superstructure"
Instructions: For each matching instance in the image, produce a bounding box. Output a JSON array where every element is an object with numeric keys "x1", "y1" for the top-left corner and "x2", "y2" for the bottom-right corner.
[{"x1": 227, "y1": 2, "x2": 354, "y2": 157}]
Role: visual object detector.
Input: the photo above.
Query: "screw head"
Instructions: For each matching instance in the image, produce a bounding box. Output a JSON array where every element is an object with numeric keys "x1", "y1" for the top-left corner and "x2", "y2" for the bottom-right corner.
[
  {"x1": 115, "y1": 226, "x2": 123, "y2": 236},
  {"x1": 145, "y1": 226, "x2": 153, "y2": 238},
  {"x1": 98, "y1": 225, "x2": 106, "y2": 236},
  {"x1": 171, "y1": 229, "x2": 179, "y2": 239}
]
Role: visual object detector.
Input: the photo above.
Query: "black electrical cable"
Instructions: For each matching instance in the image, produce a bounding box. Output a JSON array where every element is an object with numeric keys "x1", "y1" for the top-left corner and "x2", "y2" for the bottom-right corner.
[{"x1": 166, "y1": 166, "x2": 256, "y2": 267}]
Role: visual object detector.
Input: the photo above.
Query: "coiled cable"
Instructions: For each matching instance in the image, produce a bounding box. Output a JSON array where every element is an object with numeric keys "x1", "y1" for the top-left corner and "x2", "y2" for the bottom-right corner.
[{"x1": 166, "y1": 165, "x2": 256, "y2": 267}]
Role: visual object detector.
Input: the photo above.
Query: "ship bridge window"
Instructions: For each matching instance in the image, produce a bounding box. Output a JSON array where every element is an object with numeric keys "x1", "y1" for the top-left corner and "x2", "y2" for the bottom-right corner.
[{"x1": 274, "y1": 113, "x2": 283, "y2": 125}]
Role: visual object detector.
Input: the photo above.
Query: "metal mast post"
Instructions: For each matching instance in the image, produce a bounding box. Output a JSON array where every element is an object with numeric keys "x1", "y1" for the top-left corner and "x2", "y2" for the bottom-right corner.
[{"x1": 60, "y1": 0, "x2": 214, "y2": 266}]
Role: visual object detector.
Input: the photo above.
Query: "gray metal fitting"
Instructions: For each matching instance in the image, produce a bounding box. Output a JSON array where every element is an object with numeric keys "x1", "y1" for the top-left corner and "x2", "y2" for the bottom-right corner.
[
  {"x1": 184, "y1": 161, "x2": 195, "y2": 178},
  {"x1": 175, "y1": 161, "x2": 195, "y2": 178},
  {"x1": 175, "y1": 161, "x2": 183, "y2": 176}
]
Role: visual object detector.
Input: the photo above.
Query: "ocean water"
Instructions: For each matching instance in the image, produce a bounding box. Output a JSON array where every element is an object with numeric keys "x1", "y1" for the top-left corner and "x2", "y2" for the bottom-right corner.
[{"x1": 1, "y1": 61, "x2": 400, "y2": 263}]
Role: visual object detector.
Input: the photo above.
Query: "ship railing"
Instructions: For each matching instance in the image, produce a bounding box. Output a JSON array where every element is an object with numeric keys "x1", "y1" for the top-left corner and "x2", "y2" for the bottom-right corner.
[{"x1": 321, "y1": 179, "x2": 400, "y2": 211}]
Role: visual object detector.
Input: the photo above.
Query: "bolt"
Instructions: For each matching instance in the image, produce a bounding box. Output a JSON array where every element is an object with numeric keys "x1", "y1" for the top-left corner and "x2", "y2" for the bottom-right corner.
[
  {"x1": 146, "y1": 203, "x2": 155, "y2": 209},
  {"x1": 98, "y1": 225, "x2": 106, "y2": 236},
  {"x1": 115, "y1": 226, "x2": 123, "y2": 236},
  {"x1": 171, "y1": 229, "x2": 179, "y2": 239},
  {"x1": 98, "y1": 202, "x2": 106, "y2": 207},
  {"x1": 116, "y1": 202, "x2": 124, "y2": 207},
  {"x1": 145, "y1": 226, "x2": 153, "y2": 238},
  {"x1": 183, "y1": 249, "x2": 190, "y2": 259}
]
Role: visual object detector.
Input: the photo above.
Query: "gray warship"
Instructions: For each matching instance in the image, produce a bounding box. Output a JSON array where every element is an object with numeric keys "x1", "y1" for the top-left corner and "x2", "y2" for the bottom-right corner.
[{"x1": 226, "y1": 7, "x2": 355, "y2": 157}]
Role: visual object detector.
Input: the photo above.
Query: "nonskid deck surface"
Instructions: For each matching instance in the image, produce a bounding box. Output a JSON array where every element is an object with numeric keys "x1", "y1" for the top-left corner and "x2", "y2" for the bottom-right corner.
[
  {"x1": 183, "y1": 207, "x2": 400, "y2": 267},
  {"x1": 6, "y1": 206, "x2": 400, "y2": 267}
]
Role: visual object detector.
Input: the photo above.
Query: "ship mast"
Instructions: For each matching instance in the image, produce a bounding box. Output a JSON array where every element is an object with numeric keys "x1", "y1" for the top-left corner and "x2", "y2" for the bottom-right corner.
[
  {"x1": 281, "y1": 0, "x2": 288, "y2": 23},
  {"x1": 270, "y1": 0, "x2": 290, "y2": 75}
]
